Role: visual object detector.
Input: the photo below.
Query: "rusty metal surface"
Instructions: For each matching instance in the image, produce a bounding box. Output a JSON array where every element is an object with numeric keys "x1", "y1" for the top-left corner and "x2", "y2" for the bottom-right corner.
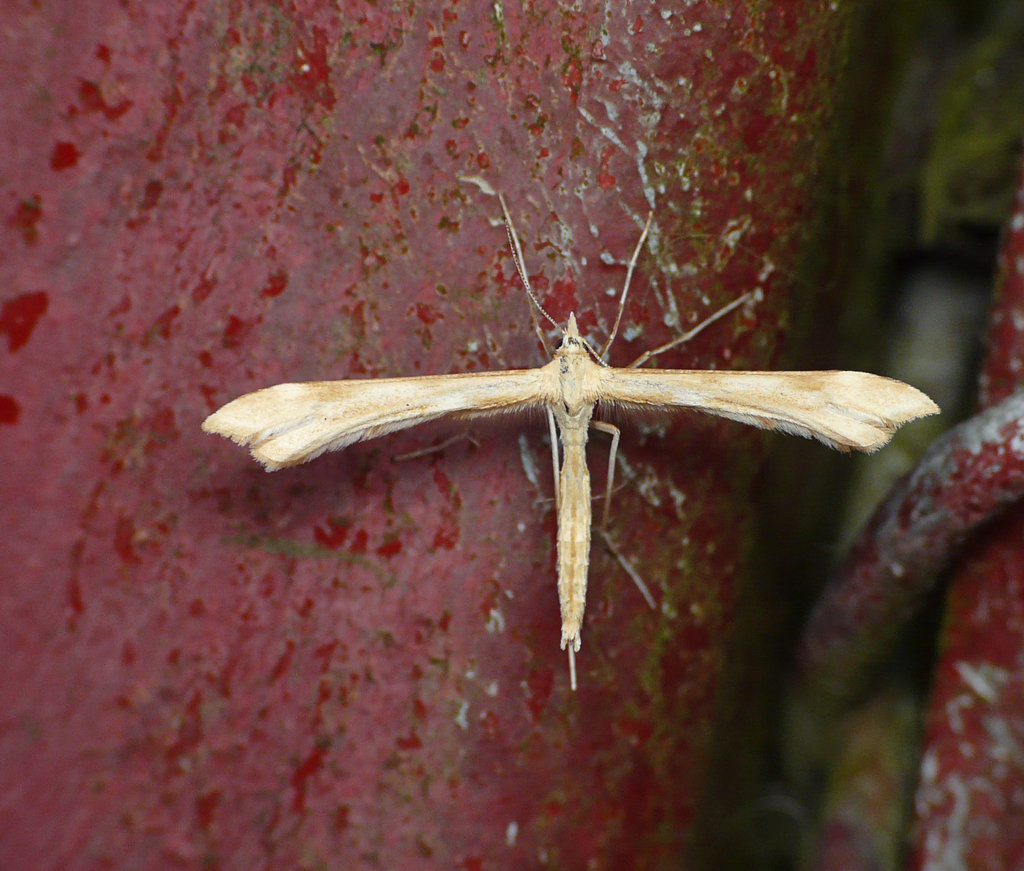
[{"x1": 1, "y1": 2, "x2": 855, "y2": 868}]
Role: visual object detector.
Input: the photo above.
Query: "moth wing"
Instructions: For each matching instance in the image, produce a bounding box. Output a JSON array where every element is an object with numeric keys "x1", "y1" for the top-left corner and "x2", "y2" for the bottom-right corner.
[
  {"x1": 203, "y1": 369, "x2": 557, "y2": 470},
  {"x1": 597, "y1": 369, "x2": 938, "y2": 452}
]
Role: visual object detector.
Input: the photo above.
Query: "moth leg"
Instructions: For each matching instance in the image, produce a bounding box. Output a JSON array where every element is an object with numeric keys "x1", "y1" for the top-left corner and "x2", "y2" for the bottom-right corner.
[
  {"x1": 591, "y1": 420, "x2": 620, "y2": 531},
  {"x1": 591, "y1": 420, "x2": 656, "y2": 610},
  {"x1": 392, "y1": 433, "x2": 478, "y2": 462},
  {"x1": 625, "y1": 290, "x2": 754, "y2": 369},
  {"x1": 546, "y1": 406, "x2": 560, "y2": 510},
  {"x1": 601, "y1": 210, "x2": 653, "y2": 359},
  {"x1": 568, "y1": 646, "x2": 577, "y2": 692},
  {"x1": 600, "y1": 529, "x2": 656, "y2": 610}
]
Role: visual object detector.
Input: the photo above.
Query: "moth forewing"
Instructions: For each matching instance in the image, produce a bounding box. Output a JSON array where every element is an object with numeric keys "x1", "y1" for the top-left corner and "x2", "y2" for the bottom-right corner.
[
  {"x1": 202, "y1": 369, "x2": 559, "y2": 470},
  {"x1": 596, "y1": 369, "x2": 939, "y2": 452}
]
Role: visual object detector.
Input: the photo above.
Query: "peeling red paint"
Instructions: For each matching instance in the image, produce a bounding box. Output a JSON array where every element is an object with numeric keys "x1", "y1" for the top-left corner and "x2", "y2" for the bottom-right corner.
[
  {"x1": 150, "y1": 305, "x2": 180, "y2": 341},
  {"x1": 526, "y1": 667, "x2": 555, "y2": 723},
  {"x1": 291, "y1": 744, "x2": 326, "y2": 813},
  {"x1": 221, "y1": 314, "x2": 259, "y2": 348},
  {"x1": 76, "y1": 78, "x2": 133, "y2": 120},
  {"x1": 291, "y1": 26, "x2": 336, "y2": 111},
  {"x1": 432, "y1": 512, "x2": 459, "y2": 550},
  {"x1": 66, "y1": 573, "x2": 84, "y2": 616},
  {"x1": 376, "y1": 537, "x2": 403, "y2": 558},
  {"x1": 0, "y1": 290, "x2": 48, "y2": 351},
  {"x1": 166, "y1": 689, "x2": 204, "y2": 764},
  {"x1": 597, "y1": 145, "x2": 617, "y2": 189},
  {"x1": 349, "y1": 529, "x2": 368, "y2": 555},
  {"x1": 397, "y1": 729, "x2": 423, "y2": 750},
  {"x1": 412, "y1": 301, "x2": 443, "y2": 324},
  {"x1": 270, "y1": 639, "x2": 296, "y2": 682},
  {"x1": 191, "y1": 274, "x2": 217, "y2": 304},
  {"x1": 562, "y1": 55, "x2": 584, "y2": 103},
  {"x1": 196, "y1": 789, "x2": 221, "y2": 829},
  {"x1": 50, "y1": 140, "x2": 81, "y2": 170},
  {"x1": 113, "y1": 514, "x2": 141, "y2": 564},
  {"x1": 140, "y1": 178, "x2": 163, "y2": 210},
  {"x1": 314, "y1": 516, "x2": 351, "y2": 550},
  {"x1": 145, "y1": 83, "x2": 182, "y2": 163},
  {"x1": 261, "y1": 270, "x2": 288, "y2": 298}
]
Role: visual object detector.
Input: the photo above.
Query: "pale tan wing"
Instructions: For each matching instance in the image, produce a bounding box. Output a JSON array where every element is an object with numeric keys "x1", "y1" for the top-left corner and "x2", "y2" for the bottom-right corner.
[
  {"x1": 596, "y1": 369, "x2": 939, "y2": 451},
  {"x1": 203, "y1": 369, "x2": 557, "y2": 470}
]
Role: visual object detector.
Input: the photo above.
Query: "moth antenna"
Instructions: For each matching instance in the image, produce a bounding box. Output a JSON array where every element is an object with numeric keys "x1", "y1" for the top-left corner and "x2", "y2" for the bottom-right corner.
[
  {"x1": 528, "y1": 296, "x2": 556, "y2": 357},
  {"x1": 580, "y1": 334, "x2": 610, "y2": 367},
  {"x1": 498, "y1": 192, "x2": 561, "y2": 334},
  {"x1": 601, "y1": 210, "x2": 653, "y2": 359}
]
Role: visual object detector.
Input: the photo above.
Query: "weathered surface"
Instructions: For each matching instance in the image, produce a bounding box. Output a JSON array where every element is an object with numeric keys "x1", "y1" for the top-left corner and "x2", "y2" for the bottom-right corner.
[
  {"x1": 797, "y1": 390, "x2": 1024, "y2": 704},
  {"x1": 908, "y1": 159, "x2": 1024, "y2": 871},
  {"x1": 1, "y1": 2, "x2": 859, "y2": 868}
]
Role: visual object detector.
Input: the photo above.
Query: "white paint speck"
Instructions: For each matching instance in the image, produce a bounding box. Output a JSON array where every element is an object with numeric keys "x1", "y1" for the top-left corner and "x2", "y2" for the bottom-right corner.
[
  {"x1": 506, "y1": 821, "x2": 519, "y2": 846},
  {"x1": 486, "y1": 607, "x2": 506, "y2": 634},
  {"x1": 518, "y1": 434, "x2": 539, "y2": 488},
  {"x1": 955, "y1": 660, "x2": 1005, "y2": 703},
  {"x1": 920, "y1": 747, "x2": 939, "y2": 784},
  {"x1": 455, "y1": 700, "x2": 469, "y2": 730},
  {"x1": 576, "y1": 104, "x2": 629, "y2": 153}
]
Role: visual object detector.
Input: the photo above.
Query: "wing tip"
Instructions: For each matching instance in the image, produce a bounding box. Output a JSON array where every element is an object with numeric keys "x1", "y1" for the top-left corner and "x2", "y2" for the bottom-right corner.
[
  {"x1": 202, "y1": 410, "x2": 250, "y2": 444},
  {"x1": 839, "y1": 398, "x2": 940, "y2": 453},
  {"x1": 203, "y1": 408, "x2": 294, "y2": 471}
]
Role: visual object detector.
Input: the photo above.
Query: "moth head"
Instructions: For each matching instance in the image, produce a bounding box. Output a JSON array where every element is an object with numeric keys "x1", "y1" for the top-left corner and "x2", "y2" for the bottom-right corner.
[
  {"x1": 561, "y1": 313, "x2": 585, "y2": 350},
  {"x1": 559, "y1": 311, "x2": 605, "y2": 364}
]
